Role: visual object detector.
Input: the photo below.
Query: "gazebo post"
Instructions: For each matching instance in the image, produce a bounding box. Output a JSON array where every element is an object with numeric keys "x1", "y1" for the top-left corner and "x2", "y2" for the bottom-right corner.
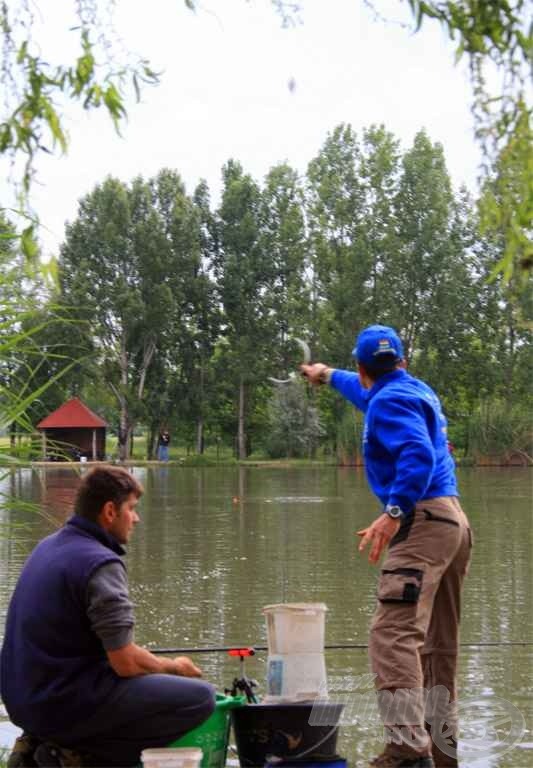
[
  {"x1": 42, "y1": 431, "x2": 47, "y2": 461},
  {"x1": 92, "y1": 429, "x2": 97, "y2": 461}
]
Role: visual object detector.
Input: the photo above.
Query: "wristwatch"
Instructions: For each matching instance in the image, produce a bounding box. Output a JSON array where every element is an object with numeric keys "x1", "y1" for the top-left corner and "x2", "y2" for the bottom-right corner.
[{"x1": 384, "y1": 504, "x2": 404, "y2": 520}]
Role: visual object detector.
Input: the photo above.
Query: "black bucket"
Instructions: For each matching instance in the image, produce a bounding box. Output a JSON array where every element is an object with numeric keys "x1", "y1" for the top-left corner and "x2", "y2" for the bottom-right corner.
[{"x1": 231, "y1": 701, "x2": 344, "y2": 767}]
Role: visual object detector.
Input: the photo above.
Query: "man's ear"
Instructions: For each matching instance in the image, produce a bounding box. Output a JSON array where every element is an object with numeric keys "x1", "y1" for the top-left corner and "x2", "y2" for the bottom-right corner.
[
  {"x1": 98, "y1": 500, "x2": 116, "y2": 530},
  {"x1": 358, "y1": 363, "x2": 372, "y2": 389}
]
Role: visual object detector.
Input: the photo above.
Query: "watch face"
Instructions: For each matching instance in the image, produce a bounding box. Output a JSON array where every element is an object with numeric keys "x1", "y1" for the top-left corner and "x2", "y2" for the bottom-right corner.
[{"x1": 386, "y1": 506, "x2": 402, "y2": 518}]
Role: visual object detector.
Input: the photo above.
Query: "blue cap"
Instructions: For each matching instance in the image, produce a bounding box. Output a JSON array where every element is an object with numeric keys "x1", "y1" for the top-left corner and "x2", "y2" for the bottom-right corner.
[{"x1": 353, "y1": 325, "x2": 404, "y2": 366}]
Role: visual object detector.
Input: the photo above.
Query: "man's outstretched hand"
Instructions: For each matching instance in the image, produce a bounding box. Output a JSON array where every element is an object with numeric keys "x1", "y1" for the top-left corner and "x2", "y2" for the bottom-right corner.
[
  {"x1": 300, "y1": 363, "x2": 330, "y2": 385},
  {"x1": 357, "y1": 514, "x2": 401, "y2": 564}
]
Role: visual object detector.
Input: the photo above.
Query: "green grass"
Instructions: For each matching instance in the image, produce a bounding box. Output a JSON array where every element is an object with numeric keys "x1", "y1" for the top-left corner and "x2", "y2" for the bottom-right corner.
[
  {"x1": 0, "y1": 434, "x2": 341, "y2": 468},
  {"x1": 0, "y1": 434, "x2": 237, "y2": 466},
  {"x1": 2, "y1": 433, "x2": 528, "y2": 468}
]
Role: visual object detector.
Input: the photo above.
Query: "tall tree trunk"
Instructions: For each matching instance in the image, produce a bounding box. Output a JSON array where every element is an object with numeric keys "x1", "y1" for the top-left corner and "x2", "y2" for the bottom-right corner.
[
  {"x1": 118, "y1": 333, "x2": 130, "y2": 461},
  {"x1": 196, "y1": 362, "x2": 205, "y2": 454},
  {"x1": 9, "y1": 421, "x2": 16, "y2": 452},
  {"x1": 507, "y1": 304, "x2": 515, "y2": 405},
  {"x1": 118, "y1": 417, "x2": 130, "y2": 462},
  {"x1": 238, "y1": 376, "x2": 246, "y2": 460},
  {"x1": 147, "y1": 423, "x2": 157, "y2": 460},
  {"x1": 196, "y1": 417, "x2": 204, "y2": 455},
  {"x1": 138, "y1": 338, "x2": 156, "y2": 400}
]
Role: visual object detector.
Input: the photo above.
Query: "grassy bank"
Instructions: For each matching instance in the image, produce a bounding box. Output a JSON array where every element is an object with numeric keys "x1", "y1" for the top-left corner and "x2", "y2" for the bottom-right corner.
[{"x1": 1, "y1": 436, "x2": 531, "y2": 468}]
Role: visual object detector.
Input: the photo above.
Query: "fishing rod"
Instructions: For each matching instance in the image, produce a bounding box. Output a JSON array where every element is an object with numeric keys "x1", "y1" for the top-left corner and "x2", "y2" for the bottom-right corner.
[
  {"x1": 268, "y1": 338, "x2": 311, "y2": 385},
  {"x1": 150, "y1": 640, "x2": 533, "y2": 655}
]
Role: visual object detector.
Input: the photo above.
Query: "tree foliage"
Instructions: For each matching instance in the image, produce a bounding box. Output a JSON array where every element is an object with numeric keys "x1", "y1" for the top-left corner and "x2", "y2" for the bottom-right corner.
[
  {"x1": 5, "y1": 121, "x2": 533, "y2": 464},
  {"x1": 1, "y1": 0, "x2": 530, "y2": 282},
  {"x1": 59, "y1": 171, "x2": 202, "y2": 460},
  {"x1": 395, "y1": 0, "x2": 532, "y2": 285},
  {"x1": 0, "y1": 0, "x2": 162, "y2": 257},
  {"x1": 266, "y1": 379, "x2": 324, "y2": 458}
]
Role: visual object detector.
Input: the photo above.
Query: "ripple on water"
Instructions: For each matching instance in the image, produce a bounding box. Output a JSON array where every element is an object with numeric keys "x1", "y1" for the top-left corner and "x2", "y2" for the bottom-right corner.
[{"x1": 269, "y1": 496, "x2": 326, "y2": 503}]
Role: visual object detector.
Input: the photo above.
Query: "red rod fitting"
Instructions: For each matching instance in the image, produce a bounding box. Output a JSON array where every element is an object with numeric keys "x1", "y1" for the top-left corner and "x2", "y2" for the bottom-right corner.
[{"x1": 228, "y1": 648, "x2": 255, "y2": 657}]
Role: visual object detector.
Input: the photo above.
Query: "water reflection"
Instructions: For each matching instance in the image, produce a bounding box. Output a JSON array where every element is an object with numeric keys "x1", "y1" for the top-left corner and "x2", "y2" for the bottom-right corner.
[{"x1": 0, "y1": 466, "x2": 531, "y2": 767}]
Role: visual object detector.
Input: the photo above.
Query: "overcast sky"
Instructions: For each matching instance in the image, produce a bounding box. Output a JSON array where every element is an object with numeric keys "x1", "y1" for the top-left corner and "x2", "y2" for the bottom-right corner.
[{"x1": 6, "y1": 0, "x2": 480, "y2": 258}]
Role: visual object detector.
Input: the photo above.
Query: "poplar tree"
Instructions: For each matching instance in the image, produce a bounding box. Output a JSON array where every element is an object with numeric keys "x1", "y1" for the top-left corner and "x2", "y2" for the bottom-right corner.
[
  {"x1": 306, "y1": 124, "x2": 367, "y2": 366},
  {"x1": 59, "y1": 171, "x2": 201, "y2": 460},
  {"x1": 261, "y1": 163, "x2": 310, "y2": 376},
  {"x1": 215, "y1": 160, "x2": 269, "y2": 459}
]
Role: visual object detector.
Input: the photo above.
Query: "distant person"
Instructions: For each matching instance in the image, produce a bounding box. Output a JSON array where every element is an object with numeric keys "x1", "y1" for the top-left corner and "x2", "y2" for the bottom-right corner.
[
  {"x1": 1, "y1": 466, "x2": 215, "y2": 767},
  {"x1": 158, "y1": 428, "x2": 171, "y2": 461},
  {"x1": 302, "y1": 325, "x2": 472, "y2": 768}
]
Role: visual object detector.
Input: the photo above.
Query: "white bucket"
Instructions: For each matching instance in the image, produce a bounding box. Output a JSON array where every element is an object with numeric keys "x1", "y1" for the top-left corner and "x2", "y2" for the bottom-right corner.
[
  {"x1": 265, "y1": 652, "x2": 328, "y2": 702},
  {"x1": 141, "y1": 748, "x2": 203, "y2": 768},
  {"x1": 263, "y1": 603, "x2": 327, "y2": 654},
  {"x1": 263, "y1": 603, "x2": 328, "y2": 702}
]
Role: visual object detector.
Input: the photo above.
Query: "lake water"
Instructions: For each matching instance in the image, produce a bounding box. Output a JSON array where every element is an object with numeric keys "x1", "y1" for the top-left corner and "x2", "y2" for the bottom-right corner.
[{"x1": 0, "y1": 466, "x2": 532, "y2": 767}]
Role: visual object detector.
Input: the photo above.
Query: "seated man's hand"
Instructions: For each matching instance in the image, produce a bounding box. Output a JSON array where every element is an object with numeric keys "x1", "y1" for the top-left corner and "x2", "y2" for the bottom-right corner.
[
  {"x1": 107, "y1": 644, "x2": 204, "y2": 678},
  {"x1": 173, "y1": 655, "x2": 203, "y2": 677}
]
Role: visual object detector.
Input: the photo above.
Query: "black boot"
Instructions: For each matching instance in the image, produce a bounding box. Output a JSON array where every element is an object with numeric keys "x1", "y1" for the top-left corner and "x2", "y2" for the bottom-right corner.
[
  {"x1": 33, "y1": 743, "x2": 84, "y2": 768},
  {"x1": 369, "y1": 750, "x2": 435, "y2": 766},
  {"x1": 6, "y1": 734, "x2": 40, "y2": 768}
]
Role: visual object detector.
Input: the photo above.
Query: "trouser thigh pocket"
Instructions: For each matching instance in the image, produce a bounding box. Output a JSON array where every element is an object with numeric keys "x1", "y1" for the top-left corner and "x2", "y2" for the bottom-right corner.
[
  {"x1": 371, "y1": 567, "x2": 427, "y2": 689},
  {"x1": 378, "y1": 567, "x2": 424, "y2": 604}
]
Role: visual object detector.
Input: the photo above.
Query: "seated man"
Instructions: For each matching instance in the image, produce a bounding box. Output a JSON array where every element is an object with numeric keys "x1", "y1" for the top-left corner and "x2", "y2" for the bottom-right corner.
[{"x1": 1, "y1": 466, "x2": 215, "y2": 767}]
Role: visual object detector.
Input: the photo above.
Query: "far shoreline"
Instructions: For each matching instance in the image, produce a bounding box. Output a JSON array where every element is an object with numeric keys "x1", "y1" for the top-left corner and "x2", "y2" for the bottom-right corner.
[{"x1": 1, "y1": 456, "x2": 531, "y2": 469}]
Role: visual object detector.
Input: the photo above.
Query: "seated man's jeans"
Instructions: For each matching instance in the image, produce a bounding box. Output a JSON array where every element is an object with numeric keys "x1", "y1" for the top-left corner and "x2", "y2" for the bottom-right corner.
[{"x1": 45, "y1": 676, "x2": 215, "y2": 767}]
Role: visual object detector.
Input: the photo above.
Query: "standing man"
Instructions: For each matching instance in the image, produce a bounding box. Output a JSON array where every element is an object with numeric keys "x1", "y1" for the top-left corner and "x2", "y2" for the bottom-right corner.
[
  {"x1": 158, "y1": 428, "x2": 171, "y2": 462},
  {"x1": 302, "y1": 325, "x2": 471, "y2": 768},
  {"x1": 1, "y1": 466, "x2": 215, "y2": 767}
]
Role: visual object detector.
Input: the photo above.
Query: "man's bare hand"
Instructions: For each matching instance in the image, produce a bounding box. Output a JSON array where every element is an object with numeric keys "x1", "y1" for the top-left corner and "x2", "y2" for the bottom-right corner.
[
  {"x1": 357, "y1": 514, "x2": 401, "y2": 564},
  {"x1": 300, "y1": 363, "x2": 330, "y2": 385},
  {"x1": 173, "y1": 656, "x2": 203, "y2": 677}
]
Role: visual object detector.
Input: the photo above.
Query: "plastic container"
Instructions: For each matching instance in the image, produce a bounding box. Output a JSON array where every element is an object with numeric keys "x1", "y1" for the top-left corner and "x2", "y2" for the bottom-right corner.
[
  {"x1": 263, "y1": 604, "x2": 328, "y2": 701},
  {"x1": 231, "y1": 701, "x2": 344, "y2": 767},
  {"x1": 263, "y1": 603, "x2": 327, "y2": 654},
  {"x1": 141, "y1": 748, "x2": 203, "y2": 768},
  {"x1": 169, "y1": 693, "x2": 245, "y2": 768},
  {"x1": 266, "y1": 652, "x2": 327, "y2": 702}
]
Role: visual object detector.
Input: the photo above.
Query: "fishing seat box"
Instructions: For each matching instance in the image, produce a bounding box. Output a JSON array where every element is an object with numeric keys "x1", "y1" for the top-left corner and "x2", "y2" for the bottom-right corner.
[{"x1": 231, "y1": 701, "x2": 344, "y2": 767}]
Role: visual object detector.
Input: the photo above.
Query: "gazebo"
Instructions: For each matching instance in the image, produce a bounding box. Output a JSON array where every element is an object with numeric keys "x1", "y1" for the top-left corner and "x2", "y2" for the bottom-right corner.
[{"x1": 37, "y1": 398, "x2": 107, "y2": 461}]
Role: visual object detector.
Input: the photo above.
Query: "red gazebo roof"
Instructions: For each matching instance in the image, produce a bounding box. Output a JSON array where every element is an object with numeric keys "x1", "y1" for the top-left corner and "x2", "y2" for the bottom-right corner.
[{"x1": 37, "y1": 398, "x2": 107, "y2": 429}]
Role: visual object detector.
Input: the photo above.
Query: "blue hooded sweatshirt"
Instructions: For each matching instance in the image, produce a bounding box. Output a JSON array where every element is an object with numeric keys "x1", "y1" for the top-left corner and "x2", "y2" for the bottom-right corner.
[{"x1": 330, "y1": 368, "x2": 457, "y2": 514}]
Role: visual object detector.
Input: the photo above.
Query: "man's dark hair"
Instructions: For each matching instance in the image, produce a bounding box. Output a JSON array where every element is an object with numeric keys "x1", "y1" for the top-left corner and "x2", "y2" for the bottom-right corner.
[
  {"x1": 74, "y1": 466, "x2": 143, "y2": 522},
  {"x1": 360, "y1": 354, "x2": 400, "y2": 381}
]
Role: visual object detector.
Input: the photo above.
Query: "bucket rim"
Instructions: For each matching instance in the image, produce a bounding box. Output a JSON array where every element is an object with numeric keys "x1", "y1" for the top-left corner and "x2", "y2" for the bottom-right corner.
[
  {"x1": 141, "y1": 747, "x2": 203, "y2": 758},
  {"x1": 231, "y1": 700, "x2": 344, "y2": 711},
  {"x1": 213, "y1": 692, "x2": 246, "y2": 709},
  {"x1": 262, "y1": 603, "x2": 328, "y2": 613}
]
